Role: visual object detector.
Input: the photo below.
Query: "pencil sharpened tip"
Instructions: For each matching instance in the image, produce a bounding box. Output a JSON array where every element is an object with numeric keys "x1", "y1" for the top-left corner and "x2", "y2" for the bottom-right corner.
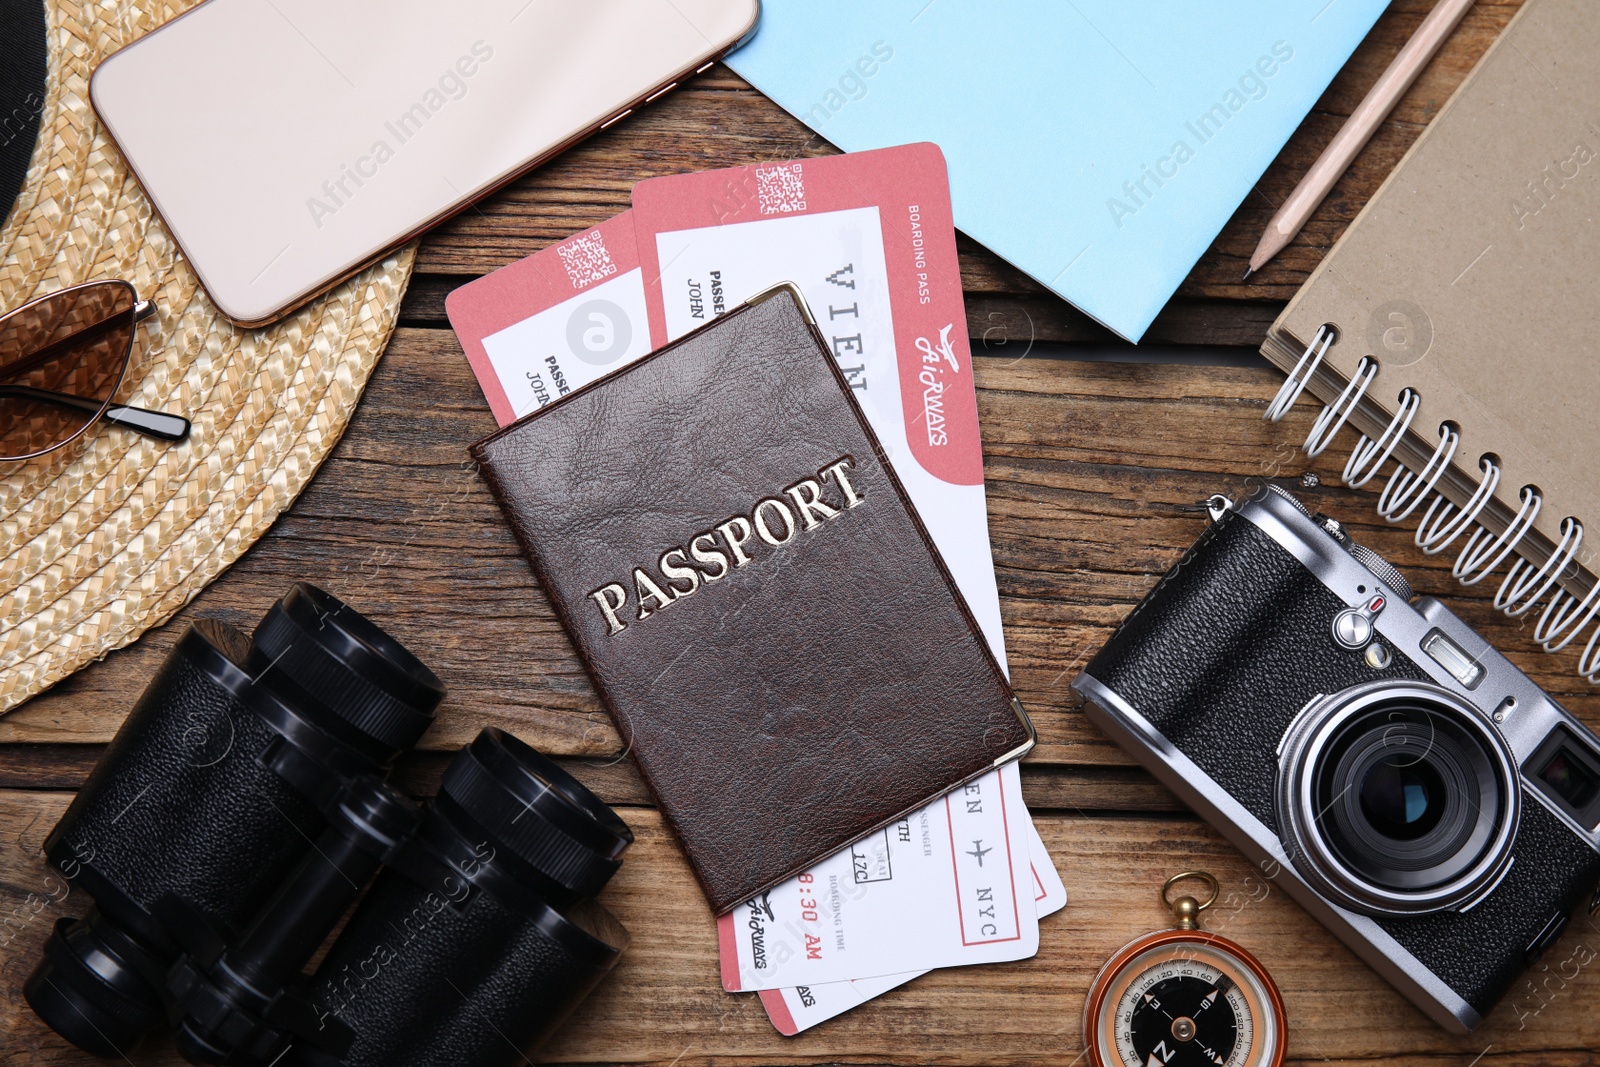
[{"x1": 1241, "y1": 267, "x2": 1254, "y2": 282}]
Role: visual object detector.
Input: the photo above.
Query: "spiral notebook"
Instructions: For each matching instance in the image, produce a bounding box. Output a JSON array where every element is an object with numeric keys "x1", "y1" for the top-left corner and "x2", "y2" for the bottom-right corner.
[{"x1": 1260, "y1": 0, "x2": 1600, "y2": 682}]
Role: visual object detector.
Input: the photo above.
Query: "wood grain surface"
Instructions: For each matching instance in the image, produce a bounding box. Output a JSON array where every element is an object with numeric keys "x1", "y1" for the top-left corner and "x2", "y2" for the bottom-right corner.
[
  {"x1": 3, "y1": 791, "x2": 1597, "y2": 1067},
  {"x1": 8, "y1": 1, "x2": 1599, "y2": 1063},
  {"x1": 6, "y1": 343, "x2": 1595, "y2": 754}
]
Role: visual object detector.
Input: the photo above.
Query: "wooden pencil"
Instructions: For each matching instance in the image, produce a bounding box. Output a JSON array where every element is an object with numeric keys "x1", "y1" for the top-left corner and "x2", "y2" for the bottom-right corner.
[{"x1": 1244, "y1": 0, "x2": 1475, "y2": 279}]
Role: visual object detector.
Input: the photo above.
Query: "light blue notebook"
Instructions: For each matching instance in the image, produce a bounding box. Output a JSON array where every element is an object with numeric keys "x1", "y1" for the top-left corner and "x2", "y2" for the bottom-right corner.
[{"x1": 726, "y1": 0, "x2": 1388, "y2": 341}]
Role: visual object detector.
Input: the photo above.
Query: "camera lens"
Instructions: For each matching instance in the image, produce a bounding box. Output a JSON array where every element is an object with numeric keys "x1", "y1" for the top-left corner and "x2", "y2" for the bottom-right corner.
[
  {"x1": 1317, "y1": 700, "x2": 1502, "y2": 890},
  {"x1": 1277, "y1": 682, "x2": 1519, "y2": 915},
  {"x1": 1359, "y1": 752, "x2": 1446, "y2": 840}
]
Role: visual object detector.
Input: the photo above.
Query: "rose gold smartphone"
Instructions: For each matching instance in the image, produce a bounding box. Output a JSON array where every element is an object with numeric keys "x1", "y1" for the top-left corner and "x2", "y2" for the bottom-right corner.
[{"x1": 90, "y1": 0, "x2": 760, "y2": 326}]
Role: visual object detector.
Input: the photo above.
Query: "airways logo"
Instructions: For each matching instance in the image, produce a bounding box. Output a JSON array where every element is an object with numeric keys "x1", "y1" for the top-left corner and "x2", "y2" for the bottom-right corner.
[{"x1": 746, "y1": 894, "x2": 774, "y2": 969}]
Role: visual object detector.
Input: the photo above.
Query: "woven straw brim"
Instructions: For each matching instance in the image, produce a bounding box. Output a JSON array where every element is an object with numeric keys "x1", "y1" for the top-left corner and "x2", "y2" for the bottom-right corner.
[{"x1": 0, "y1": 0, "x2": 415, "y2": 712}]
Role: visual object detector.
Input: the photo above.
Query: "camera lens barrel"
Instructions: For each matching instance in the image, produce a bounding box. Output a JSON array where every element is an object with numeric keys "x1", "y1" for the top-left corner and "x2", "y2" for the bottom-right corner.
[
  {"x1": 1277, "y1": 681, "x2": 1520, "y2": 915},
  {"x1": 301, "y1": 729, "x2": 633, "y2": 1067}
]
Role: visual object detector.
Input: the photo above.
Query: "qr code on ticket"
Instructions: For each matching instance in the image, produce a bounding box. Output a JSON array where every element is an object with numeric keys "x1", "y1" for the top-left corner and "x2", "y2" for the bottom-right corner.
[
  {"x1": 757, "y1": 164, "x2": 806, "y2": 215},
  {"x1": 558, "y1": 230, "x2": 619, "y2": 289}
]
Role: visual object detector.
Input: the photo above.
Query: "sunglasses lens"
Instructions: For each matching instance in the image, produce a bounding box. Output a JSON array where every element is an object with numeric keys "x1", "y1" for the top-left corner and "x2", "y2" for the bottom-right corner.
[{"x1": 0, "y1": 282, "x2": 136, "y2": 461}]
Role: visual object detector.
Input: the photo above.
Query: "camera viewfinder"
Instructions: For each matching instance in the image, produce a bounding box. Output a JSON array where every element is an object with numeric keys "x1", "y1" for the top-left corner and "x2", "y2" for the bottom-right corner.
[
  {"x1": 1421, "y1": 629, "x2": 1485, "y2": 690},
  {"x1": 1529, "y1": 727, "x2": 1600, "y2": 830}
]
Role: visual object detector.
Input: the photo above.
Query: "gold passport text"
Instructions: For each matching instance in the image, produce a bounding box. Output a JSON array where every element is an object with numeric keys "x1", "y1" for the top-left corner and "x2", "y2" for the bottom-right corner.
[{"x1": 588, "y1": 456, "x2": 864, "y2": 635}]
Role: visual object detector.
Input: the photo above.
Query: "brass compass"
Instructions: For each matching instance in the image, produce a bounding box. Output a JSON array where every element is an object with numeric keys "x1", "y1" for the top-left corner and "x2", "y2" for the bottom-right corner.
[{"x1": 1084, "y1": 872, "x2": 1287, "y2": 1067}]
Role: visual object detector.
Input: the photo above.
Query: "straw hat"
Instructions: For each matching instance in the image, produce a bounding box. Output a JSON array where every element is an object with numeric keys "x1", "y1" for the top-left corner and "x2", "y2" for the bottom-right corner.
[{"x1": 0, "y1": 0, "x2": 415, "y2": 712}]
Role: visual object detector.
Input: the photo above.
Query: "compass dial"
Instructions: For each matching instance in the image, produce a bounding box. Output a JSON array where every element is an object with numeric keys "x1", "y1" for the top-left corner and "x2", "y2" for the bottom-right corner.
[{"x1": 1088, "y1": 933, "x2": 1282, "y2": 1067}]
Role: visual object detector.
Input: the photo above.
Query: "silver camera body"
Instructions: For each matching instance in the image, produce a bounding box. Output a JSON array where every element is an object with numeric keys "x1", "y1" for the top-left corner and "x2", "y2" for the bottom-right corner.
[{"x1": 1073, "y1": 485, "x2": 1600, "y2": 1032}]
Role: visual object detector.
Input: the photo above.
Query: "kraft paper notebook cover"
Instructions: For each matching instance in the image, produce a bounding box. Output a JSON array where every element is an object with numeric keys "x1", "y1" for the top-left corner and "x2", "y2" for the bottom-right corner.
[
  {"x1": 725, "y1": 0, "x2": 1389, "y2": 341},
  {"x1": 1261, "y1": 0, "x2": 1600, "y2": 680},
  {"x1": 470, "y1": 285, "x2": 1035, "y2": 914}
]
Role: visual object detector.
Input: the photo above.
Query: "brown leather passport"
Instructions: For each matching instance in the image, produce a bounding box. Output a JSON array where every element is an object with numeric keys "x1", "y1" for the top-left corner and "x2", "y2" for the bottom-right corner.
[{"x1": 470, "y1": 285, "x2": 1034, "y2": 914}]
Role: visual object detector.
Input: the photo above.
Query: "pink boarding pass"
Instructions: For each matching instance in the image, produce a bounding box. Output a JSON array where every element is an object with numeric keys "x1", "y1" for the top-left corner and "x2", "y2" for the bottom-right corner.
[{"x1": 446, "y1": 211, "x2": 653, "y2": 426}]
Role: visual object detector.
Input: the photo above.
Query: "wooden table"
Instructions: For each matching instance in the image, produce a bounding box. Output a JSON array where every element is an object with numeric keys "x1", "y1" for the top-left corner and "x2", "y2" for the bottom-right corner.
[{"x1": 6, "y1": 2, "x2": 1597, "y2": 1063}]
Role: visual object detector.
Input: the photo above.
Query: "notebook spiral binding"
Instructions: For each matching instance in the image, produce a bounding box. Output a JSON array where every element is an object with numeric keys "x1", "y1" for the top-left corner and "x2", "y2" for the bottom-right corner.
[{"x1": 1268, "y1": 325, "x2": 1600, "y2": 684}]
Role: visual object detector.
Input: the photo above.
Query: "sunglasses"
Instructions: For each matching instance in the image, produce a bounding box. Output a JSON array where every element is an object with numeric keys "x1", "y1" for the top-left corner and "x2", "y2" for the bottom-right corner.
[{"x1": 1, "y1": 280, "x2": 191, "y2": 463}]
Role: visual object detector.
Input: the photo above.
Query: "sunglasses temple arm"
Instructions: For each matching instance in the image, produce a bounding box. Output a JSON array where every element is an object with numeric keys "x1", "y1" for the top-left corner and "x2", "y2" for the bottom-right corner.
[
  {"x1": 0, "y1": 384, "x2": 190, "y2": 443},
  {"x1": 104, "y1": 403, "x2": 191, "y2": 442}
]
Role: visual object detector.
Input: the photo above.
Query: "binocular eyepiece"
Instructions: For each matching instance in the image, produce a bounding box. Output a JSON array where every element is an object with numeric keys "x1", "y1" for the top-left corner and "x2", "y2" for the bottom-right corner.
[{"x1": 24, "y1": 584, "x2": 632, "y2": 1067}]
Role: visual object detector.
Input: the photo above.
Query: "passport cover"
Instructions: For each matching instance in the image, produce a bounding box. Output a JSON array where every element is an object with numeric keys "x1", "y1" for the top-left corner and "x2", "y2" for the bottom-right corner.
[{"x1": 470, "y1": 285, "x2": 1034, "y2": 915}]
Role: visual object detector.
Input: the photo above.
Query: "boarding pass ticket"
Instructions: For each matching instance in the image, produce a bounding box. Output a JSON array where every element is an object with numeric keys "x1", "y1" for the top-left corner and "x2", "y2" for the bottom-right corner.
[
  {"x1": 759, "y1": 818, "x2": 1066, "y2": 1035},
  {"x1": 629, "y1": 143, "x2": 1003, "y2": 654},
  {"x1": 717, "y1": 758, "x2": 1040, "y2": 992},
  {"x1": 447, "y1": 210, "x2": 652, "y2": 426},
  {"x1": 449, "y1": 143, "x2": 1005, "y2": 659}
]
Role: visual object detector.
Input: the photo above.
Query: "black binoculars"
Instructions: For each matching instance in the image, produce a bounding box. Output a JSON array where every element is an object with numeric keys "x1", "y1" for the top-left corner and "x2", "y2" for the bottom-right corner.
[{"x1": 25, "y1": 584, "x2": 632, "y2": 1067}]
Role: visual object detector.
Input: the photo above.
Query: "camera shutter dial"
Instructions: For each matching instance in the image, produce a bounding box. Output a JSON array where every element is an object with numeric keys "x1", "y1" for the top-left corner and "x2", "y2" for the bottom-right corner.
[
  {"x1": 1347, "y1": 543, "x2": 1413, "y2": 602},
  {"x1": 1332, "y1": 594, "x2": 1387, "y2": 651}
]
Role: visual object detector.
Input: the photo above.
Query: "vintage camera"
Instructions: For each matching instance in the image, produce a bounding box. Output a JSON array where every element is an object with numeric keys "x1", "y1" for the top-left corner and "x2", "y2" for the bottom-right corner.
[{"x1": 1073, "y1": 485, "x2": 1600, "y2": 1032}]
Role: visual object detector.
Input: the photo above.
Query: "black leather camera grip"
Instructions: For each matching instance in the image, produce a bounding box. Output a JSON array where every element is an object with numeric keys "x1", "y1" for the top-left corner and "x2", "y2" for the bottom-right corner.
[{"x1": 1086, "y1": 511, "x2": 1428, "y2": 826}]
